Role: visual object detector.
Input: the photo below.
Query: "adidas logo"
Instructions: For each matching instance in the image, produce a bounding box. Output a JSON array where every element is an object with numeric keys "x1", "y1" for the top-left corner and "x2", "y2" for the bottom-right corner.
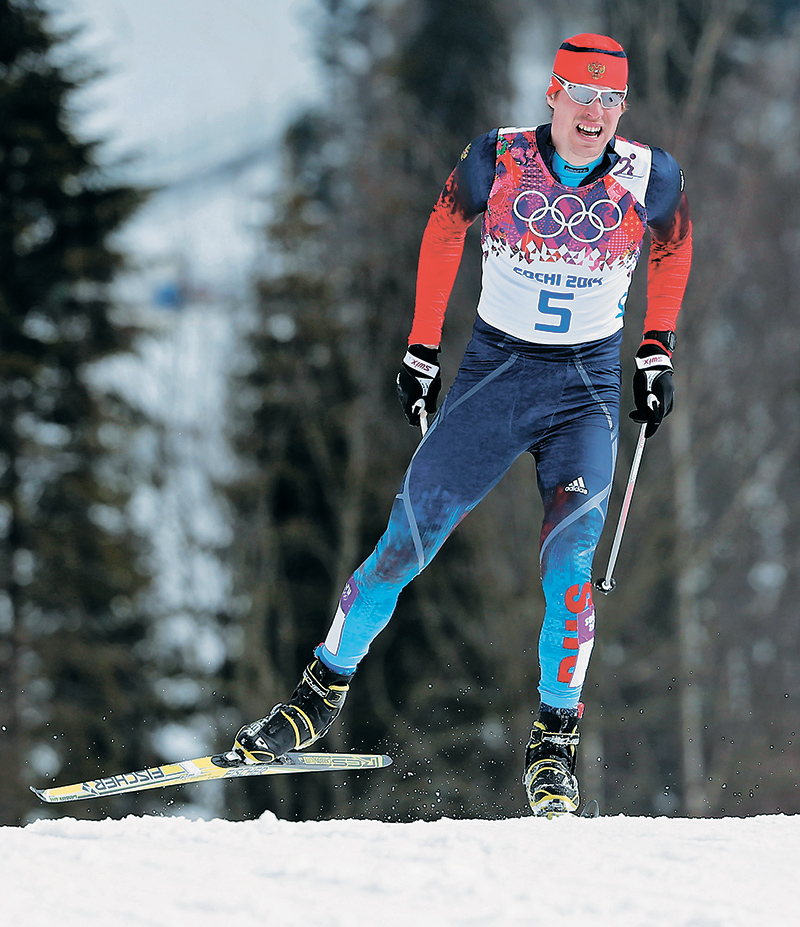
[{"x1": 564, "y1": 476, "x2": 588, "y2": 495}]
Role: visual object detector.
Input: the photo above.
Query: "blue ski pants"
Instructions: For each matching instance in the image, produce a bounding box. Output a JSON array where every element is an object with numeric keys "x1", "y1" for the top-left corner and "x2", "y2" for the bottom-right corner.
[{"x1": 318, "y1": 316, "x2": 621, "y2": 710}]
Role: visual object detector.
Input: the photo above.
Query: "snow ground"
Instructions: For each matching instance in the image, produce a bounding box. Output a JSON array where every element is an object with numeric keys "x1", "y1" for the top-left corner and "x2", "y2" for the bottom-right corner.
[{"x1": 2, "y1": 808, "x2": 795, "y2": 926}]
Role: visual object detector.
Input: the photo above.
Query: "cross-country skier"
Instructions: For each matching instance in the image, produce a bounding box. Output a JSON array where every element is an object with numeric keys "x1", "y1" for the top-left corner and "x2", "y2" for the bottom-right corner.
[{"x1": 232, "y1": 33, "x2": 692, "y2": 816}]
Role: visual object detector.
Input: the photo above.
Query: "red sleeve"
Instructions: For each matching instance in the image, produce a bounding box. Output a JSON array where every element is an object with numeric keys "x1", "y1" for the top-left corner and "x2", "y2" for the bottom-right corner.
[
  {"x1": 408, "y1": 169, "x2": 480, "y2": 346},
  {"x1": 643, "y1": 192, "x2": 693, "y2": 340}
]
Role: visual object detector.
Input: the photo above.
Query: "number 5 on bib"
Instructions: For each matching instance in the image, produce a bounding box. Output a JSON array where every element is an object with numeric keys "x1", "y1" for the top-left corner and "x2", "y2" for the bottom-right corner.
[{"x1": 535, "y1": 289, "x2": 574, "y2": 334}]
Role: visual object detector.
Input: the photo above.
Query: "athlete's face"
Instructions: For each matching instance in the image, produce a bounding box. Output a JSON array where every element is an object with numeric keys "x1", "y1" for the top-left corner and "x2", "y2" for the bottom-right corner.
[{"x1": 546, "y1": 85, "x2": 624, "y2": 165}]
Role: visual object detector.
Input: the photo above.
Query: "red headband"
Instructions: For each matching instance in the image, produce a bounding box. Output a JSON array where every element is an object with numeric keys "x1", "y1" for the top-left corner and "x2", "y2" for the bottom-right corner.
[{"x1": 547, "y1": 33, "x2": 628, "y2": 95}]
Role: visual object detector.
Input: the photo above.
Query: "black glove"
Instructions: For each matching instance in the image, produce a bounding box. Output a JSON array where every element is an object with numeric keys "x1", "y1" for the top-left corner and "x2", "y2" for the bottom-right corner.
[
  {"x1": 396, "y1": 344, "x2": 441, "y2": 427},
  {"x1": 629, "y1": 338, "x2": 674, "y2": 438}
]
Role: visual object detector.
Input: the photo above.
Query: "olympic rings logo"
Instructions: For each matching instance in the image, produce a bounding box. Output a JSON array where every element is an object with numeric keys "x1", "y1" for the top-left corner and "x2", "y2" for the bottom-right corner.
[{"x1": 512, "y1": 190, "x2": 623, "y2": 244}]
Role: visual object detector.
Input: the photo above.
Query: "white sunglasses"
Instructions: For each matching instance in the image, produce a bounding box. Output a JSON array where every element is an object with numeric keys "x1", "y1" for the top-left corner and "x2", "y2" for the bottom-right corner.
[{"x1": 553, "y1": 74, "x2": 627, "y2": 109}]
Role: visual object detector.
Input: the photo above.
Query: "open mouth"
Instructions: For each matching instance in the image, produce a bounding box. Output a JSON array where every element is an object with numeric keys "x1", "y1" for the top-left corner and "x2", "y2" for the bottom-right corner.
[{"x1": 577, "y1": 123, "x2": 602, "y2": 139}]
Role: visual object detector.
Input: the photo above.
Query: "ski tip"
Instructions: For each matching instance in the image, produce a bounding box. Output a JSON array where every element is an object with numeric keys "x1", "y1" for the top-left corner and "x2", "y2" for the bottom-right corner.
[
  {"x1": 30, "y1": 786, "x2": 50, "y2": 802},
  {"x1": 579, "y1": 799, "x2": 601, "y2": 818}
]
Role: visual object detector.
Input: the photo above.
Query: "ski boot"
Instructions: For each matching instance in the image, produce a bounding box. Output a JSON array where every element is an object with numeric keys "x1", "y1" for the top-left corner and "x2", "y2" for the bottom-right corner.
[
  {"x1": 233, "y1": 657, "x2": 353, "y2": 764},
  {"x1": 523, "y1": 705, "x2": 581, "y2": 817}
]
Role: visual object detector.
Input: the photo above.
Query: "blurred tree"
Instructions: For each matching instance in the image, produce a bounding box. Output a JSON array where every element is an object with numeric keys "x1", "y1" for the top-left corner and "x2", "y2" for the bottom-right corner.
[
  {"x1": 586, "y1": 0, "x2": 800, "y2": 817},
  {"x1": 229, "y1": 0, "x2": 800, "y2": 823},
  {"x1": 226, "y1": 0, "x2": 538, "y2": 821},
  {"x1": 0, "y1": 0, "x2": 153, "y2": 823}
]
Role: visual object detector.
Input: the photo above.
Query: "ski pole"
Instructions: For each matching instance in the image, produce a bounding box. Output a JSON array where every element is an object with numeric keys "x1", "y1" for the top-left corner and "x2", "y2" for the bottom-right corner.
[
  {"x1": 413, "y1": 399, "x2": 429, "y2": 436},
  {"x1": 594, "y1": 422, "x2": 648, "y2": 594}
]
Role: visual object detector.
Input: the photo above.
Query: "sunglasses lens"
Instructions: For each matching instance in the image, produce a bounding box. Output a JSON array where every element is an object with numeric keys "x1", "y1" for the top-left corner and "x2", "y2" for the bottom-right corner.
[
  {"x1": 600, "y1": 91, "x2": 626, "y2": 107},
  {"x1": 565, "y1": 84, "x2": 597, "y2": 105}
]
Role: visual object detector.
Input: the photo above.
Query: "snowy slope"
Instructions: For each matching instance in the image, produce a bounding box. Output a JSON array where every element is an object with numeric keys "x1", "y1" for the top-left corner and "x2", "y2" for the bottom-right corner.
[{"x1": 2, "y1": 809, "x2": 796, "y2": 926}]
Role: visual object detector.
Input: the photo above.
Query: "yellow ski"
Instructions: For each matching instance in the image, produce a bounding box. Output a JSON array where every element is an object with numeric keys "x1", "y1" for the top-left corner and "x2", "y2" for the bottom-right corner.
[{"x1": 31, "y1": 751, "x2": 393, "y2": 803}]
